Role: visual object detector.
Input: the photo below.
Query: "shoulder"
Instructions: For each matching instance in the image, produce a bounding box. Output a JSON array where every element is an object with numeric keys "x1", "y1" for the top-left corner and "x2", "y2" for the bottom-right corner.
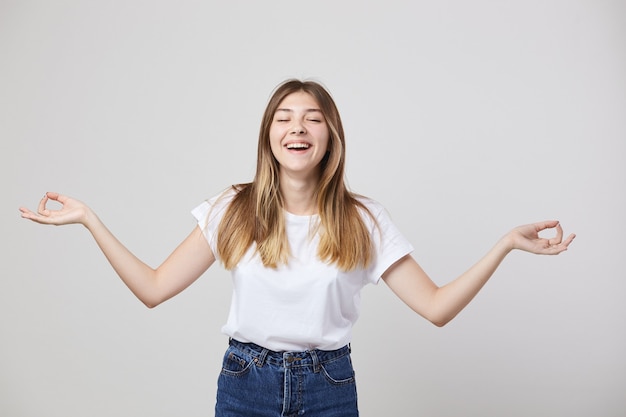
[
  {"x1": 353, "y1": 194, "x2": 387, "y2": 217},
  {"x1": 209, "y1": 185, "x2": 240, "y2": 207},
  {"x1": 192, "y1": 185, "x2": 246, "y2": 223},
  {"x1": 208, "y1": 183, "x2": 253, "y2": 208},
  {"x1": 352, "y1": 194, "x2": 404, "y2": 233}
]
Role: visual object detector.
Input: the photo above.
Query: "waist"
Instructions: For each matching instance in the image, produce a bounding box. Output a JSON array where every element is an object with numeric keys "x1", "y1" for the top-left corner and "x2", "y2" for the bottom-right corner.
[{"x1": 228, "y1": 338, "x2": 351, "y2": 368}]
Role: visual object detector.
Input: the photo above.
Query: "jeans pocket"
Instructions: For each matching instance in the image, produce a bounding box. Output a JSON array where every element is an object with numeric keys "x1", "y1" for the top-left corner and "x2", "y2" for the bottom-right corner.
[
  {"x1": 320, "y1": 354, "x2": 356, "y2": 386},
  {"x1": 220, "y1": 348, "x2": 254, "y2": 377}
]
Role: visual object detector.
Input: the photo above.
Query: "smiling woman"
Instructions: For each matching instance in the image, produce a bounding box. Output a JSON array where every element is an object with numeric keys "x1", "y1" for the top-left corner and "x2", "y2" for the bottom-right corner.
[
  {"x1": 19, "y1": 78, "x2": 575, "y2": 417},
  {"x1": 216, "y1": 80, "x2": 378, "y2": 276},
  {"x1": 269, "y1": 91, "x2": 330, "y2": 187}
]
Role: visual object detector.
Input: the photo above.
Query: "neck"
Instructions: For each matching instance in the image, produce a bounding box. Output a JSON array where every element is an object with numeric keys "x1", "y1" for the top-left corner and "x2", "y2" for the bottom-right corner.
[{"x1": 279, "y1": 173, "x2": 319, "y2": 215}]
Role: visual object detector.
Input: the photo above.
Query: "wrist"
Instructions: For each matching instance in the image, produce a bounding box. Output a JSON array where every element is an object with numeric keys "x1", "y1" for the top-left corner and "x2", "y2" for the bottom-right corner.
[
  {"x1": 82, "y1": 207, "x2": 99, "y2": 230},
  {"x1": 498, "y1": 232, "x2": 516, "y2": 254}
]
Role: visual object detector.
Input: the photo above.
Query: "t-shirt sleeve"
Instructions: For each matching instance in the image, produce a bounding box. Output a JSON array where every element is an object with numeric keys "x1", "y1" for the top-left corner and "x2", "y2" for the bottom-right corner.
[
  {"x1": 364, "y1": 201, "x2": 414, "y2": 284},
  {"x1": 191, "y1": 190, "x2": 235, "y2": 261}
]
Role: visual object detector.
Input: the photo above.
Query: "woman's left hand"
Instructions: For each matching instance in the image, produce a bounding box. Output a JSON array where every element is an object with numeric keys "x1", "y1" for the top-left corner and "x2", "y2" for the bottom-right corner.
[{"x1": 507, "y1": 221, "x2": 576, "y2": 255}]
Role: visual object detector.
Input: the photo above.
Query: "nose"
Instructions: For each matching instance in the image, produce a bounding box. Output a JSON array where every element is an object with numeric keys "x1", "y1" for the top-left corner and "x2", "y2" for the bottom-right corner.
[{"x1": 290, "y1": 122, "x2": 306, "y2": 135}]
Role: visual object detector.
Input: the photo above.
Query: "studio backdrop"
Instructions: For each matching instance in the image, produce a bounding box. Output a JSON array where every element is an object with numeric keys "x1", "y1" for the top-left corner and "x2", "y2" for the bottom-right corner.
[{"x1": 1, "y1": 1, "x2": 624, "y2": 416}]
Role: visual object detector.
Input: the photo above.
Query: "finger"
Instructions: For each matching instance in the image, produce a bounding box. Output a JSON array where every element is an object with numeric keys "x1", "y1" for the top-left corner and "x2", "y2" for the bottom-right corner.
[
  {"x1": 534, "y1": 220, "x2": 559, "y2": 233},
  {"x1": 548, "y1": 223, "x2": 564, "y2": 246},
  {"x1": 18, "y1": 207, "x2": 32, "y2": 217},
  {"x1": 19, "y1": 207, "x2": 53, "y2": 224},
  {"x1": 546, "y1": 233, "x2": 576, "y2": 255},
  {"x1": 561, "y1": 233, "x2": 576, "y2": 248},
  {"x1": 37, "y1": 194, "x2": 50, "y2": 216},
  {"x1": 46, "y1": 192, "x2": 63, "y2": 202}
]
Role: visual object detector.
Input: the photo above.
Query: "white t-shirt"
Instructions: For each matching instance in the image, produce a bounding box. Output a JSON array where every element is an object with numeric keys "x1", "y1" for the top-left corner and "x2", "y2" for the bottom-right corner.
[{"x1": 192, "y1": 189, "x2": 413, "y2": 351}]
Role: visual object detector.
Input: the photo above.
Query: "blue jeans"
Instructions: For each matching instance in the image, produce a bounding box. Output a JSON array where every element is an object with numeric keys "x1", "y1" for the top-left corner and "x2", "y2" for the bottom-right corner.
[{"x1": 215, "y1": 339, "x2": 359, "y2": 416}]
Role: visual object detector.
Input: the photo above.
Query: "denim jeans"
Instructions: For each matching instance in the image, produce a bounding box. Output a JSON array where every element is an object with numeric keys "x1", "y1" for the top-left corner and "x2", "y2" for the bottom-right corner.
[{"x1": 215, "y1": 339, "x2": 359, "y2": 416}]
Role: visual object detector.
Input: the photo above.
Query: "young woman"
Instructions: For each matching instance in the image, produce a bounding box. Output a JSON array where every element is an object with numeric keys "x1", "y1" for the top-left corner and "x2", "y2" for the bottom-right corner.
[{"x1": 20, "y1": 79, "x2": 575, "y2": 416}]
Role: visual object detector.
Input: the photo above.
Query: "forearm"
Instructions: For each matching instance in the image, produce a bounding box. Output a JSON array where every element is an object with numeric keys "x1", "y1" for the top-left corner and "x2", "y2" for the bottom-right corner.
[
  {"x1": 83, "y1": 209, "x2": 160, "y2": 306},
  {"x1": 429, "y1": 236, "x2": 513, "y2": 326}
]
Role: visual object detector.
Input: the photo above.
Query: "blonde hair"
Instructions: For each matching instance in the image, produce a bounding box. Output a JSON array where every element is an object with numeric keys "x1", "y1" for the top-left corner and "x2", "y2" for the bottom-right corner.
[{"x1": 216, "y1": 79, "x2": 374, "y2": 270}]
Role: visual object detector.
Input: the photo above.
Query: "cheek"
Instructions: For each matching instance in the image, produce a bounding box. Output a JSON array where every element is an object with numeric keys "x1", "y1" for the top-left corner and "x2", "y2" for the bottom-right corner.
[
  {"x1": 268, "y1": 128, "x2": 281, "y2": 149},
  {"x1": 319, "y1": 130, "x2": 331, "y2": 153},
  {"x1": 268, "y1": 126, "x2": 276, "y2": 141}
]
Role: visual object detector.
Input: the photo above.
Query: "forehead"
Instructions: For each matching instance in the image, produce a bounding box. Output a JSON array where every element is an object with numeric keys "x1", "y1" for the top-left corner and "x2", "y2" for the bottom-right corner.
[{"x1": 276, "y1": 91, "x2": 320, "y2": 111}]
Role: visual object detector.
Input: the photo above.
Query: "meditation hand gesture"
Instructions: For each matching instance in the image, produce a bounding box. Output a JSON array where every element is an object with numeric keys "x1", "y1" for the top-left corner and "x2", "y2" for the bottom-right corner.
[
  {"x1": 19, "y1": 192, "x2": 90, "y2": 226},
  {"x1": 507, "y1": 221, "x2": 575, "y2": 255}
]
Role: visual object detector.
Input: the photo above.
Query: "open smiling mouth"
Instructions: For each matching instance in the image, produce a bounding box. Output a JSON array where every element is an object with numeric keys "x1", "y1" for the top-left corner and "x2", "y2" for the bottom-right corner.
[{"x1": 286, "y1": 143, "x2": 311, "y2": 151}]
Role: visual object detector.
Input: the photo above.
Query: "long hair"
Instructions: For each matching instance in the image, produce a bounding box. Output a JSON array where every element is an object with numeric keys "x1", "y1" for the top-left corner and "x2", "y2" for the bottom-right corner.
[{"x1": 216, "y1": 79, "x2": 374, "y2": 270}]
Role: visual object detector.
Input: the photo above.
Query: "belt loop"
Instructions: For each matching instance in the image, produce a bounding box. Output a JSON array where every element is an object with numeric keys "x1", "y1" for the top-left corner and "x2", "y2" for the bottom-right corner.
[
  {"x1": 255, "y1": 348, "x2": 269, "y2": 367},
  {"x1": 310, "y1": 349, "x2": 321, "y2": 373}
]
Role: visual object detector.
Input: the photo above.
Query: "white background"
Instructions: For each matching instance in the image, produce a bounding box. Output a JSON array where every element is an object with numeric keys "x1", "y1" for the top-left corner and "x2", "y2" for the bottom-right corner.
[{"x1": 1, "y1": 1, "x2": 624, "y2": 416}]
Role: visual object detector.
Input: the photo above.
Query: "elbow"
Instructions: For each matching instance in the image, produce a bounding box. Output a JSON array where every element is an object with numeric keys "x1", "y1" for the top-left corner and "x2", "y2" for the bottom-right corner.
[
  {"x1": 419, "y1": 299, "x2": 458, "y2": 327},
  {"x1": 133, "y1": 281, "x2": 166, "y2": 309},
  {"x1": 424, "y1": 311, "x2": 454, "y2": 328},
  {"x1": 431, "y1": 318, "x2": 450, "y2": 328},
  {"x1": 140, "y1": 294, "x2": 165, "y2": 309},
  {"x1": 143, "y1": 297, "x2": 167, "y2": 309}
]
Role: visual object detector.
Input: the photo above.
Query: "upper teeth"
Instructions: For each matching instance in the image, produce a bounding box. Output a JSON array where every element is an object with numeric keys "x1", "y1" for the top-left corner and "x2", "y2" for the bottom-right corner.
[{"x1": 287, "y1": 143, "x2": 310, "y2": 149}]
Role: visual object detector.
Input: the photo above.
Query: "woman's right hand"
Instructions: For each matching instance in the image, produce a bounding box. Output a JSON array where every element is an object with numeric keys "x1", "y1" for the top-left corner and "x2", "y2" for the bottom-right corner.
[{"x1": 20, "y1": 192, "x2": 90, "y2": 226}]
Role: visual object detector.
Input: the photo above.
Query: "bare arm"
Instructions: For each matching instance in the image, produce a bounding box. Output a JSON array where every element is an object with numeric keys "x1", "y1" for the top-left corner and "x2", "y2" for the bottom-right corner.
[
  {"x1": 382, "y1": 221, "x2": 576, "y2": 327},
  {"x1": 20, "y1": 192, "x2": 215, "y2": 308}
]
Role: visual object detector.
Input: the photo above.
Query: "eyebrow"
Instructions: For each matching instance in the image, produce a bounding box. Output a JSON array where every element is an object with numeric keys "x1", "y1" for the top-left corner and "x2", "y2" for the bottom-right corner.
[{"x1": 275, "y1": 108, "x2": 322, "y2": 113}]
